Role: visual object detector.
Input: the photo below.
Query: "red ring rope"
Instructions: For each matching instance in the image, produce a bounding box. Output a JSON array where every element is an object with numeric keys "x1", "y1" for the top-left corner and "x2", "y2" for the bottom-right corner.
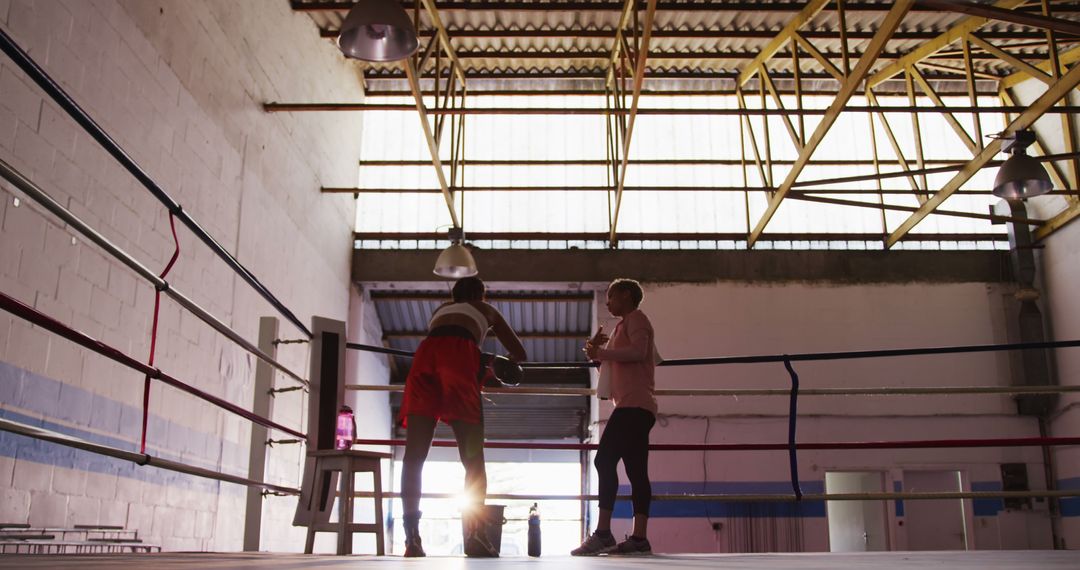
[{"x1": 140, "y1": 213, "x2": 181, "y2": 454}]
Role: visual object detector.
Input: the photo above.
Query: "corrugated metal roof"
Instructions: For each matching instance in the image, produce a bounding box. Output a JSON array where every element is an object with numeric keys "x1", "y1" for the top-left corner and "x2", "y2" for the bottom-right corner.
[
  {"x1": 393, "y1": 404, "x2": 588, "y2": 440},
  {"x1": 294, "y1": 0, "x2": 1077, "y2": 89},
  {"x1": 372, "y1": 288, "x2": 594, "y2": 440},
  {"x1": 372, "y1": 290, "x2": 593, "y2": 363}
]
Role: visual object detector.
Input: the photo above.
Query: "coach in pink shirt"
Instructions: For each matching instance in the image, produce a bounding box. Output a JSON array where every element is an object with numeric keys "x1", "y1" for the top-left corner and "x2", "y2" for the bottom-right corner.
[{"x1": 571, "y1": 278, "x2": 658, "y2": 557}]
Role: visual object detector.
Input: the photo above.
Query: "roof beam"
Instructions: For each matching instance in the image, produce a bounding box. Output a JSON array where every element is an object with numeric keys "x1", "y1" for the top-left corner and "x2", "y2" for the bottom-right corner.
[
  {"x1": 908, "y1": 65, "x2": 979, "y2": 154},
  {"x1": 868, "y1": 0, "x2": 1027, "y2": 88},
  {"x1": 332, "y1": 186, "x2": 1071, "y2": 195},
  {"x1": 1035, "y1": 201, "x2": 1080, "y2": 241},
  {"x1": 915, "y1": 60, "x2": 1001, "y2": 81},
  {"x1": 969, "y1": 33, "x2": 1053, "y2": 85},
  {"x1": 418, "y1": 0, "x2": 466, "y2": 85},
  {"x1": 402, "y1": 0, "x2": 467, "y2": 227},
  {"x1": 760, "y1": 67, "x2": 805, "y2": 152},
  {"x1": 356, "y1": 48, "x2": 1010, "y2": 62},
  {"x1": 294, "y1": 1, "x2": 1076, "y2": 12},
  {"x1": 266, "y1": 104, "x2": 1077, "y2": 115},
  {"x1": 747, "y1": 0, "x2": 914, "y2": 248},
  {"x1": 355, "y1": 158, "x2": 983, "y2": 167},
  {"x1": 1001, "y1": 45, "x2": 1080, "y2": 88},
  {"x1": 354, "y1": 231, "x2": 1005, "y2": 243},
  {"x1": 321, "y1": 27, "x2": 1080, "y2": 42},
  {"x1": 917, "y1": 0, "x2": 1080, "y2": 37},
  {"x1": 886, "y1": 59, "x2": 1080, "y2": 247},
  {"x1": 738, "y1": 0, "x2": 831, "y2": 86},
  {"x1": 362, "y1": 68, "x2": 996, "y2": 82},
  {"x1": 370, "y1": 292, "x2": 594, "y2": 301},
  {"x1": 354, "y1": 248, "x2": 1012, "y2": 285},
  {"x1": 385, "y1": 331, "x2": 586, "y2": 339},
  {"x1": 793, "y1": 31, "x2": 845, "y2": 81},
  {"x1": 363, "y1": 88, "x2": 1004, "y2": 97},
  {"x1": 404, "y1": 58, "x2": 459, "y2": 228},
  {"x1": 788, "y1": 193, "x2": 1042, "y2": 225},
  {"x1": 866, "y1": 90, "x2": 925, "y2": 200},
  {"x1": 608, "y1": 0, "x2": 659, "y2": 247}
]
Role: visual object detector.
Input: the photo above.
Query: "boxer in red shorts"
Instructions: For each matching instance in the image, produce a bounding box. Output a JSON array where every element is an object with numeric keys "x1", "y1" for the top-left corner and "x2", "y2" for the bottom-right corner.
[{"x1": 399, "y1": 276, "x2": 526, "y2": 558}]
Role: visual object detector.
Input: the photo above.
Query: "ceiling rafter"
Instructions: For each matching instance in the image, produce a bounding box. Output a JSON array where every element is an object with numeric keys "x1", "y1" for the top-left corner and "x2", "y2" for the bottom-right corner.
[
  {"x1": 292, "y1": 0, "x2": 1080, "y2": 244},
  {"x1": 293, "y1": 1, "x2": 1080, "y2": 15},
  {"x1": 608, "y1": 0, "x2": 658, "y2": 247},
  {"x1": 320, "y1": 26, "x2": 1066, "y2": 42},
  {"x1": 747, "y1": 1, "x2": 915, "y2": 248},
  {"x1": 738, "y1": 0, "x2": 831, "y2": 87},
  {"x1": 887, "y1": 60, "x2": 1080, "y2": 247},
  {"x1": 868, "y1": 0, "x2": 1028, "y2": 89},
  {"x1": 404, "y1": 0, "x2": 469, "y2": 228}
]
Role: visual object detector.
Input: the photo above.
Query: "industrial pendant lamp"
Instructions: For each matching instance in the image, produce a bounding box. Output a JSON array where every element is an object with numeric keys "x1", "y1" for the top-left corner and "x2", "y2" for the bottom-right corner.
[
  {"x1": 433, "y1": 227, "x2": 478, "y2": 278},
  {"x1": 337, "y1": 0, "x2": 419, "y2": 62},
  {"x1": 993, "y1": 130, "x2": 1053, "y2": 200}
]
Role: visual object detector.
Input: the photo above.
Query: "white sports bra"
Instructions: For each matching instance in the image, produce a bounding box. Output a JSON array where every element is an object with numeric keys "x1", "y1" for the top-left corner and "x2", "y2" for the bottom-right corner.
[{"x1": 429, "y1": 302, "x2": 490, "y2": 343}]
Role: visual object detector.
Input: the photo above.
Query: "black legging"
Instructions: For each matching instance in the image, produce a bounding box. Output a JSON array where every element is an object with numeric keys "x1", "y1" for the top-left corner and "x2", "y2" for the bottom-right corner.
[{"x1": 595, "y1": 407, "x2": 656, "y2": 516}]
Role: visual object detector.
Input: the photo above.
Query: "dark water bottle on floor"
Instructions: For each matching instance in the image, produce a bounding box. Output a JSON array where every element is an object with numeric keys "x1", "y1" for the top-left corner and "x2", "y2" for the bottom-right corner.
[{"x1": 527, "y1": 503, "x2": 541, "y2": 557}]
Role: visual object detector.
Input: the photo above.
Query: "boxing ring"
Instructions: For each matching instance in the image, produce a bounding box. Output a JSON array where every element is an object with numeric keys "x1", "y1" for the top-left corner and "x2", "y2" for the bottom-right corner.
[
  {"x1": 343, "y1": 340, "x2": 1080, "y2": 501},
  {"x1": 2, "y1": 23, "x2": 1080, "y2": 568}
]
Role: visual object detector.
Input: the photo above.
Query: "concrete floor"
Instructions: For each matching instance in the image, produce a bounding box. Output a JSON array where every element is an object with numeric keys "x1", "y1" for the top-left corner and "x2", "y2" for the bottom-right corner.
[{"x1": 1, "y1": 551, "x2": 1079, "y2": 569}]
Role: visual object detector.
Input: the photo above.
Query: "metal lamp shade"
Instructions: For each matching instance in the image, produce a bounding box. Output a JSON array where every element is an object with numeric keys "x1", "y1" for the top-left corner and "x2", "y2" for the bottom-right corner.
[
  {"x1": 337, "y1": 0, "x2": 419, "y2": 62},
  {"x1": 993, "y1": 152, "x2": 1053, "y2": 200},
  {"x1": 433, "y1": 243, "x2": 478, "y2": 278}
]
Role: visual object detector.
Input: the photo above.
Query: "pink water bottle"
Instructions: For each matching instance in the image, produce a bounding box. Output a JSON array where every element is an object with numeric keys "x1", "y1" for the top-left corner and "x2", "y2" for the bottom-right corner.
[{"x1": 335, "y1": 405, "x2": 356, "y2": 450}]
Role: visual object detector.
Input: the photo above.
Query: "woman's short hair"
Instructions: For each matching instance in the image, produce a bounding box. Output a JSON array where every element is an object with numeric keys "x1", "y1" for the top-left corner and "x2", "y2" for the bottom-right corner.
[
  {"x1": 609, "y1": 278, "x2": 644, "y2": 307},
  {"x1": 452, "y1": 276, "x2": 486, "y2": 302}
]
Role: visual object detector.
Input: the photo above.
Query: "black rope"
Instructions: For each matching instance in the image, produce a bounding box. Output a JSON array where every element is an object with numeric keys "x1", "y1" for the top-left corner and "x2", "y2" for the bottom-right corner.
[
  {"x1": 346, "y1": 342, "x2": 414, "y2": 357},
  {"x1": 783, "y1": 358, "x2": 803, "y2": 501},
  {"x1": 347, "y1": 339, "x2": 1080, "y2": 367},
  {"x1": 657, "y1": 339, "x2": 1080, "y2": 366}
]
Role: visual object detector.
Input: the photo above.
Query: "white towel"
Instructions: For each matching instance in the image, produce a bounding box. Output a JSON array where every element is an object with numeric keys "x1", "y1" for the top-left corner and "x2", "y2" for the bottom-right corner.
[
  {"x1": 596, "y1": 361, "x2": 612, "y2": 400},
  {"x1": 596, "y1": 343, "x2": 662, "y2": 400}
]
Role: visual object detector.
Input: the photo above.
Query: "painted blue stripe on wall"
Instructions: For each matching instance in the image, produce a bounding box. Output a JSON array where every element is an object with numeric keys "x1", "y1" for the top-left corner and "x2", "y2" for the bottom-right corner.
[
  {"x1": 612, "y1": 481, "x2": 827, "y2": 519},
  {"x1": 971, "y1": 481, "x2": 1004, "y2": 517},
  {"x1": 0, "y1": 408, "x2": 240, "y2": 496},
  {"x1": 0, "y1": 360, "x2": 249, "y2": 495},
  {"x1": 612, "y1": 480, "x2": 1015, "y2": 519},
  {"x1": 1059, "y1": 477, "x2": 1080, "y2": 517}
]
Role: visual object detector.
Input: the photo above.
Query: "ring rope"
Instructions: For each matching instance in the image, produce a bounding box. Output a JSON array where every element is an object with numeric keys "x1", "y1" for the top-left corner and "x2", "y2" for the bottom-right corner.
[
  {"x1": 347, "y1": 339, "x2": 1080, "y2": 366},
  {"x1": 346, "y1": 489, "x2": 1080, "y2": 502},
  {"x1": 0, "y1": 158, "x2": 308, "y2": 388},
  {"x1": 0, "y1": 418, "x2": 299, "y2": 495},
  {"x1": 783, "y1": 357, "x2": 802, "y2": 501},
  {"x1": 0, "y1": 28, "x2": 311, "y2": 338},
  {"x1": 353, "y1": 435, "x2": 1080, "y2": 452},
  {"x1": 0, "y1": 291, "x2": 306, "y2": 440},
  {"x1": 140, "y1": 212, "x2": 182, "y2": 454},
  {"x1": 345, "y1": 384, "x2": 1080, "y2": 397}
]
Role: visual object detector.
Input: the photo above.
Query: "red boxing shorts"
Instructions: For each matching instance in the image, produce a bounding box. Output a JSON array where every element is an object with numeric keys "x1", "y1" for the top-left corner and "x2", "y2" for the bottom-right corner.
[{"x1": 399, "y1": 334, "x2": 482, "y2": 426}]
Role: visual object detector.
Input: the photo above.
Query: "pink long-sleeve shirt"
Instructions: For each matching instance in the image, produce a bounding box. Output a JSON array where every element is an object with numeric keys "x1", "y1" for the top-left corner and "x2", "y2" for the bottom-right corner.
[{"x1": 597, "y1": 309, "x2": 657, "y2": 415}]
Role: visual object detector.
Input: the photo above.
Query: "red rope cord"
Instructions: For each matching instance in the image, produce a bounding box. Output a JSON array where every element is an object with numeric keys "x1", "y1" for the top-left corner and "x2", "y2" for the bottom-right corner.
[{"x1": 141, "y1": 213, "x2": 181, "y2": 454}]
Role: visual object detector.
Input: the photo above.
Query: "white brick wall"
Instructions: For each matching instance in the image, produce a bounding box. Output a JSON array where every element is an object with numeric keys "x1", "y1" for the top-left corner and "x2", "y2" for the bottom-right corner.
[{"x1": 0, "y1": 0, "x2": 364, "y2": 551}]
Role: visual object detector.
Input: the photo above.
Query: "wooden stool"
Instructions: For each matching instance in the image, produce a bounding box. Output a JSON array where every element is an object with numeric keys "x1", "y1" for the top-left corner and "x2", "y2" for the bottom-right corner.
[{"x1": 303, "y1": 449, "x2": 391, "y2": 555}]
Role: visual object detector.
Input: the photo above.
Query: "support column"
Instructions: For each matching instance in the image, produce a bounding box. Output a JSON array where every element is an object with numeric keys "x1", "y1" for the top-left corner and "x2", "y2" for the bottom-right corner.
[
  {"x1": 294, "y1": 317, "x2": 348, "y2": 529},
  {"x1": 244, "y1": 316, "x2": 279, "y2": 552}
]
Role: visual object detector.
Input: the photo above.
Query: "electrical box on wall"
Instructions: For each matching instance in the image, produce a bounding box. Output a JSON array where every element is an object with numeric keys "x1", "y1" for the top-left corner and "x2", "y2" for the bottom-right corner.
[{"x1": 1001, "y1": 463, "x2": 1031, "y2": 511}]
